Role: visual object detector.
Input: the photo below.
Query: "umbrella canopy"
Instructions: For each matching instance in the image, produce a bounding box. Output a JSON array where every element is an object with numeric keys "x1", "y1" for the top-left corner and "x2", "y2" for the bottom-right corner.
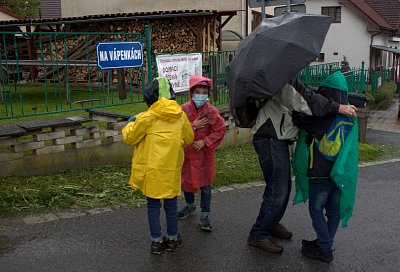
[{"x1": 228, "y1": 12, "x2": 332, "y2": 126}]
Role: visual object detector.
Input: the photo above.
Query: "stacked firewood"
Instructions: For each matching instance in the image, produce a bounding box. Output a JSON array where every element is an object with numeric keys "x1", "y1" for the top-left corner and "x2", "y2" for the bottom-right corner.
[{"x1": 34, "y1": 16, "x2": 217, "y2": 84}]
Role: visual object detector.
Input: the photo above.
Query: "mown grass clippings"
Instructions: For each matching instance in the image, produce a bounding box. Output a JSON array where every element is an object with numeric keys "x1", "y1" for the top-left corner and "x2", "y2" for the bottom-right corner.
[{"x1": 0, "y1": 165, "x2": 145, "y2": 216}]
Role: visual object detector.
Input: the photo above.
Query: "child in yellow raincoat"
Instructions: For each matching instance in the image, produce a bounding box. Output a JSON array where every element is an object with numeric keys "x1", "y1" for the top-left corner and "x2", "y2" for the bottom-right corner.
[{"x1": 122, "y1": 77, "x2": 194, "y2": 255}]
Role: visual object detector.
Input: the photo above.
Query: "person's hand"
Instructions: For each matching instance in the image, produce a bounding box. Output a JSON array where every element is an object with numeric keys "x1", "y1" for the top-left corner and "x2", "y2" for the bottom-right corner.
[
  {"x1": 193, "y1": 117, "x2": 208, "y2": 129},
  {"x1": 192, "y1": 140, "x2": 205, "y2": 151},
  {"x1": 339, "y1": 104, "x2": 357, "y2": 117}
]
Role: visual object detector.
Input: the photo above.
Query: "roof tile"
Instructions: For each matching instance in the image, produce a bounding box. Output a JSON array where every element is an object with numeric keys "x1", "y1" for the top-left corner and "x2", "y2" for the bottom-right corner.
[{"x1": 350, "y1": 0, "x2": 400, "y2": 30}]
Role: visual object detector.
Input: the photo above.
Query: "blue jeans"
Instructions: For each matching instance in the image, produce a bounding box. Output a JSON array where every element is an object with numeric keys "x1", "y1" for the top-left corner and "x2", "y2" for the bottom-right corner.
[
  {"x1": 147, "y1": 197, "x2": 178, "y2": 241},
  {"x1": 250, "y1": 136, "x2": 292, "y2": 240},
  {"x1": 308, "y1": 178, "x2": 341, "y2": 252},
  {"x1": 183, "y1": 185, "x2": 212, "y2": 213}
]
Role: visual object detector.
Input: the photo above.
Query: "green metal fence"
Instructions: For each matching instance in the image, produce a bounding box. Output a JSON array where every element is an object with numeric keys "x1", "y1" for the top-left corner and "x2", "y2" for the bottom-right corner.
[
  {"x1": 2, "y1": 35, "x2": 395, "y2": 121},
  {"x1": 298, "y1": 62, "x2": 340, "y2": 87},
  {"x1": 0, "y1": 30, "x2": 150, "y2": 120},
  {"x1": 298, "y1": 62, "x2": 397, "y2": 94},
  {"x1": 370, "y1": 68, "x2": 392, "y2": 91}
]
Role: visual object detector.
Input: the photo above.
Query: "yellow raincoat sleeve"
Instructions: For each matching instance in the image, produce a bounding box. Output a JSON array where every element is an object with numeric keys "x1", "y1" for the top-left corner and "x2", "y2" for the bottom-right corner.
[
  {"x1": 122, "y1": 113, "x2": 151, "y2": 146},
  {"x1": 182, "y1": 113, "x2": 195, "y2": 147}
]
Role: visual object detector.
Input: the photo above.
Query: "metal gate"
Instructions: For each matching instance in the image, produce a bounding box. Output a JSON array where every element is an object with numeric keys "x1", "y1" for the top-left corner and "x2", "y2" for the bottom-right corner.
[{"x1": 0, "y1": 29, "x2": 151, "y2": 120}]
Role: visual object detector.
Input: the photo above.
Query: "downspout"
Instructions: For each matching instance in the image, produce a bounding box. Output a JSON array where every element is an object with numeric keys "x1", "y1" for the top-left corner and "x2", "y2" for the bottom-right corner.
[
  {"x1": 369, "y1": 30, "x2": 383, "y2": 84},
  {"x1": 245, "y1": 0, "x2": 249, "y2": 36},
  {"x1": 369, "y1": 31, "x2": 383, "y2": 71}
]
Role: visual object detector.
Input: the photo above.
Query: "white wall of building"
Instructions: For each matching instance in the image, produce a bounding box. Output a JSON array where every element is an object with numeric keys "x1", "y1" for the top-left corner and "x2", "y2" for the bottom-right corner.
[
  {"x1": 61, "y1": 0, "x2": 247, "y2": 36},
  {"x1": 0, "y1": 12, "x2": 19, "y2": 21},
  {"x1": 306, "y1": 0, "x2": 371, "y2": 68}
]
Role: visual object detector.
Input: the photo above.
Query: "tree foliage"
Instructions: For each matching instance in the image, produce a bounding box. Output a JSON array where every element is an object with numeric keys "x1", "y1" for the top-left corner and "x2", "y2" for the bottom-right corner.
[{"x1": 0, "y1": 0, "x2": 40, "y2": 18}]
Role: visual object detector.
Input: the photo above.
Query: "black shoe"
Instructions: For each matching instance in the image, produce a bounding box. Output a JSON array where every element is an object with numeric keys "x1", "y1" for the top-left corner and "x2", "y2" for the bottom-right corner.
[
  {"x1": 301, "y1": 239, "x2": 318, "y2": 247},
  {"x1": 165, "y1": 235, "x2": 182, "y2": 252},
  {"x1": 302, "y1": 243, "x2": 333, "y2": 263},
  {"x1": 150, "y1": 239, "x2": 165, "y2": 255}
]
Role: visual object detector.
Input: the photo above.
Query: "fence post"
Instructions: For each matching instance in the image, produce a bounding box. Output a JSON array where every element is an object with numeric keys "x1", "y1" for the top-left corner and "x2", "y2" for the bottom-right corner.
[
  {"x1": 360, "y1": 61, "x2": 365, "y2": 93},
  {"x1": 304, "y1": 66, "x2": 311, "y2": 86},
  {"x1": 211, "y1": 55, "x2": 218, "y2": 102},
  {"x1": 117, "y1": 69, "x2": 126, "y2": 100},
  {"x1": 145, "y1": 25, "x2": 152, "y2": 84}
]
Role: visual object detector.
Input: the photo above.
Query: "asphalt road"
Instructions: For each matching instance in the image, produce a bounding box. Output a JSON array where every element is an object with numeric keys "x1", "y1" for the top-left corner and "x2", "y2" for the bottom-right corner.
[
  {"x1": 1, "y1": 161, "x2": 400, "y2": 272},
  {"x1": 366, "y1": 128, "x2": 400, "y2": 147}
]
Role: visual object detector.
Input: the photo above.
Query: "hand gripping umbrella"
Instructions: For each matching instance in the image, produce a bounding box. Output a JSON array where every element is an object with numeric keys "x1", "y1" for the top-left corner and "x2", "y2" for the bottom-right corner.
[{"x1": 228, "y1": 12, "x2": 332, "y2": 127}]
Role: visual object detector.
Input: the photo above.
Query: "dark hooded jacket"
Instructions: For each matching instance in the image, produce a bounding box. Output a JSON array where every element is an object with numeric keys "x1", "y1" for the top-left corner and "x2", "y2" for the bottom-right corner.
[{"x1": 292, "y1": 71, "x2": 349, "y2": 177}]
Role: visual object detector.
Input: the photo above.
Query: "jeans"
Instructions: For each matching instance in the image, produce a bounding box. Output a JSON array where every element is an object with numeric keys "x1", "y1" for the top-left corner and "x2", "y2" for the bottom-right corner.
[
  {"x1": 183, "y1": 185, "x2": 212, "y2": 213},
  {"x1": 250, "y1": 136, "x2": 292, "y2": 240},
  {"x1": 147, "y1": 197, "x2": 178, "y2": 241},
  {"x1": 308, "y1": 178, "x2": 341, "y2": 252}
]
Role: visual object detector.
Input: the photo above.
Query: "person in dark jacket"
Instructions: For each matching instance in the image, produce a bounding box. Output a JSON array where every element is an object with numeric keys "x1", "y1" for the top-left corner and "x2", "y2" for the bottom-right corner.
[
  {"x1": 247, "y1": 77, "x2": 357, "y2": 254},
  {"x1": 292, "y1": 71, "x2": 357, "y2": 263}
]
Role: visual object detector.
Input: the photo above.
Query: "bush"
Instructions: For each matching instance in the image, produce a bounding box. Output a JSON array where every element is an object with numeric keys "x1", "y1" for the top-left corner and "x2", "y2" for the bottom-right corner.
[{"x1": 365, "y1": 81, "x2": 396, "y2": 110}]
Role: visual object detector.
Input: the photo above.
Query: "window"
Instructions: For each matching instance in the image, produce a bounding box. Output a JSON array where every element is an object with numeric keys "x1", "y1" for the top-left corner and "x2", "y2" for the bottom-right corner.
[
  {"x1": 322, "y1": 6, "x2": 341, "y2": 23},
  {"x1": 316, "y1": 53, "x2": 325, "y2": 62},
  {"x1": 252, "y1": 10, "x2": 262, "y2": 31}
]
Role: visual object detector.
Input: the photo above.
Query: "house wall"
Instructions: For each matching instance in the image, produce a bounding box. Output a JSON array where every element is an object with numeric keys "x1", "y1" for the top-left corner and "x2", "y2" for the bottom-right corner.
[
  {"x1": 0, "y1": 12, "x2": 19, "y2": 21},
  {"x1": 306, "y1": 0, "x2": 371, "y2": 68},
  {"x1": 61, "y1": 0, "x2": 247, "y2": 39}
]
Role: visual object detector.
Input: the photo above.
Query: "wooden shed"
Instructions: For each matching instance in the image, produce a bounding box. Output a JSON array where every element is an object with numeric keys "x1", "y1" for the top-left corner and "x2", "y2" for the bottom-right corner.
[{"x1": 0, "y1": 9, "x2": 237, "y2": 83}]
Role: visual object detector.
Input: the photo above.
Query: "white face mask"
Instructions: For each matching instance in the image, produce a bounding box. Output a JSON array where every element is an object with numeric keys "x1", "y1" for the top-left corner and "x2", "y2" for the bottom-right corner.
[{"x1": 192, "y1": 94, "x2": 209, "y2": 108}]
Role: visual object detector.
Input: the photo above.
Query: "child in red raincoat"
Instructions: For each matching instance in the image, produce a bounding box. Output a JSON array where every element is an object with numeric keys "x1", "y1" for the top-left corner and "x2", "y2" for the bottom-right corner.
[{"x1": 178, "y1": 75, "x2": 226, "y2": 231}]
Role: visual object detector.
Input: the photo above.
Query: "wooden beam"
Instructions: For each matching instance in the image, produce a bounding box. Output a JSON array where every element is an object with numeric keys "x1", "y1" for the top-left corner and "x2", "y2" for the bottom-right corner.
[
  {"x1": 26, "y1": 25, "x2": 36, "y2": 81},
  {"x1": 217, "y1": 16, "x2": 222, "y2": 51},
  {"x1": 220, "y1": 15, "x2": 234, "y2": 29},
  {"x1": 182, "y1": 17, "x2": 197, "y2": 35}
]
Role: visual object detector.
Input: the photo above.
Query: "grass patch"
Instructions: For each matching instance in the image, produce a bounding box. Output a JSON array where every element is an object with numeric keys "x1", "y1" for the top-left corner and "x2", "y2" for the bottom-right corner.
[
  {"x1": 358, "y1": 143, "x2": 400, "y2": 162},
  {"x1": 1, "y1": 142, "x2": 399, "y2": 217}
]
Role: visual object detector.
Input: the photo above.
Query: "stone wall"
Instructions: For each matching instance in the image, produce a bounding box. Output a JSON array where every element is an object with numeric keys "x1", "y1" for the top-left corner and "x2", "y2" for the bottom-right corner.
[{"x1": 0, "y1": 109, "x2": 252, "y2": 176}]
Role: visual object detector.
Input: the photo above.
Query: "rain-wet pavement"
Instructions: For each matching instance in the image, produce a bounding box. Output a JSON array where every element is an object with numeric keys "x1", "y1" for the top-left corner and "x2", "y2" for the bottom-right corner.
[
  {"x1": 1, "y1": 159, "x2": 400, "y2": 272},
  {"x1": 367, "y1": 98, "x2": 400, "y2": 133}
]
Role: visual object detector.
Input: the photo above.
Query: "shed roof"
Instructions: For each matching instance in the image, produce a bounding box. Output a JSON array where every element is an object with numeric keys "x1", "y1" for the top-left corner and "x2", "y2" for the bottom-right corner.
[{"x1": 0, "y1": 9, "x2": 237, "y2": 28}]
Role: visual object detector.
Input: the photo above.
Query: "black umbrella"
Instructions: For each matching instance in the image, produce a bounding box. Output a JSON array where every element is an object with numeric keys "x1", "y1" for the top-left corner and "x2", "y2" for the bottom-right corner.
[{"x1": 228, "y1": 12, "x2": 332, "y2": 127}]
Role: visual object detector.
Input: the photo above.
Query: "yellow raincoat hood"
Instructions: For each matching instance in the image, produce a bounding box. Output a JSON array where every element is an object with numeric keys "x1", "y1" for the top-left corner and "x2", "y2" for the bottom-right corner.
[{"x1": 122, "y1": 98, "x2": 194, "y2": 199}]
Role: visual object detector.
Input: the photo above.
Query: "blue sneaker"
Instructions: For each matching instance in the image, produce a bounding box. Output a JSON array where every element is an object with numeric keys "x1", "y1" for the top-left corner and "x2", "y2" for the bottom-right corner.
[
  {"x1": 199, "y1": 215, "x2": 212, "y2": 232},
  {"x1": 178, "y1": 205, "x2": 196, "y2": 219}
]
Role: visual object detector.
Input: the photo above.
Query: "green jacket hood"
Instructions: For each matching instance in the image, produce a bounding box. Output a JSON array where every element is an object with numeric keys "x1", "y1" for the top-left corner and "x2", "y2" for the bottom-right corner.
[
  {"x1": 319, "y1": 71, "x2": 349, "y2": 93},
  {"x1": 144, "y1": 76, "x2": 176, "y2": 107}
]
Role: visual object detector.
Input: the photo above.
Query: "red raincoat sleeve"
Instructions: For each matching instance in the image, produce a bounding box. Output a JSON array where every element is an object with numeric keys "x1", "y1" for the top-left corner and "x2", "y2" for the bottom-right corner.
[{"x1": 203, "y1": 107, "x2": 226, "y2": 151}]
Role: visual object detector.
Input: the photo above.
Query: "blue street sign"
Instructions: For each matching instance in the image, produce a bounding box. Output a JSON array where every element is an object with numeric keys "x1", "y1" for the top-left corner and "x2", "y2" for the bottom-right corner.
[{"x1": 96, "y1": 42, "x2": 143, "y2": 70}]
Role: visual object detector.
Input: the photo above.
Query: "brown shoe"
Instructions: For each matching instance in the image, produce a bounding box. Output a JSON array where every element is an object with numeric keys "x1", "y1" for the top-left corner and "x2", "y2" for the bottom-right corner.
[
  {"x1": 248, "y1": 236, "x2": 283, "y2": 254},
  {"x1": 272, "y1": 223, "x2": 293, "y2": 240}
]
